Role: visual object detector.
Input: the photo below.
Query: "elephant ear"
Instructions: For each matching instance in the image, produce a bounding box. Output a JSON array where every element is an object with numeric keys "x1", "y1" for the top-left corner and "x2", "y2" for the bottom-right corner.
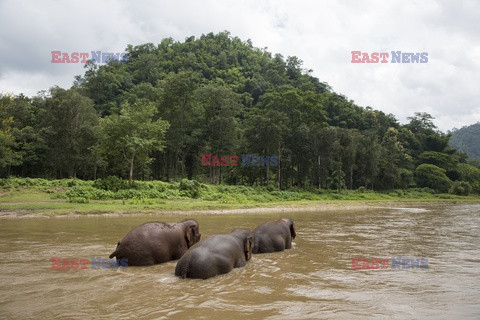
[
  {"x1": 186, "y1": 225, "x2": 196, "y2": 248},
  {"x1": 289, "y1": 221, "x2": 296, "y2": 239},
  {"x1": 244, "y1": 236, "x2": 253, "y2": 261}
]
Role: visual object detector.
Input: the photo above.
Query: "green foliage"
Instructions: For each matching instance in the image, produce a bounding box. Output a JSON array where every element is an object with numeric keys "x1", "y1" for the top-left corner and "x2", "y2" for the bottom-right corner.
[
  {"x1": 0, "y1": 95, "x2": 21, "y2": 170},
  {"x1": 415, "y1": 164, "x2": 452, "y2": 193},
  {"x1": 115, "y1": 189, "x2": 162, "y2": 199},
  {"x1": 96, "y1": 101, "x2": 169, "y2": 184},
  {"x1": 93, "y1": 176, "x2": 129, "y2": 192},
  {"x1": 66, "y1": 186, "x2": 113, "y2": 201},
  {"x1": 0, "y1": 177, "x2": 90, "y2": 189},
  {"x1": 418, "y1": 151, "x2": 456, "y2": 171},
  {"x1": 66, "y1": 187, "x2": 91, "y2": 203},
  {"x1": 179, "y1": 179, "x2": 202, "y2": 198},
  {"x1": 450, "y1": 122, "x2": 480, "y2": 160},
  {"x1": 449, "y1": 181, "x2": 472, "y2": 196},
  {"x1": 407, "y1": 112, "x2": 436, "y2": 134},
  {"x1": 1, "y1": 178, "x2": 478, "y2": 214},
  {"x1": 38, "y1": 87, "x2": 98, "y2": 178},
  {"x1": 328, "y1": 169, "x2": 346, "y2": 191},
  {"x1": 0, "y1": 32, "x2": 479, "y2": 193},
  {"x1": 457, "y1": 163, "x2": 480, "y2": 194}
]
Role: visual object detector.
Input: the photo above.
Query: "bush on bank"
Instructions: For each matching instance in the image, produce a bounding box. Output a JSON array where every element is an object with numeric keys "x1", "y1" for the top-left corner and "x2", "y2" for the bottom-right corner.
[{"x1": 0, "y1": 177, "x2": 478, "y2": 204}]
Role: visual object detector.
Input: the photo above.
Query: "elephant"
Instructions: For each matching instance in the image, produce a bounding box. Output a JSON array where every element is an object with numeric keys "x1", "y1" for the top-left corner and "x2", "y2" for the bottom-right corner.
[
  {"x1": 252, "y1": 218, "x2": 296, "y2": 254},
  {"x1": 175, "y1": 229, "x2": 254, "y2": 279},
  {"x1": 109, "y1": 219, "x2": 201, "y2": 266}
]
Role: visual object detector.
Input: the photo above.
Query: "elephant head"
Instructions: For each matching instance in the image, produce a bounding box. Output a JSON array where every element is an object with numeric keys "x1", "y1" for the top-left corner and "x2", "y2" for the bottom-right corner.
[
  {"x1": 244, "y1": 236, "x2": 254, "y2": 261},
  {"x1": 282, "y1": 218, "x2": 296, "y2": 240},
  {"x1": 183, "y1": 219, "x2": 201, "y2": 248},
  {"x1": 231, "y1": 229, "x2": 254, "y2": 261}
]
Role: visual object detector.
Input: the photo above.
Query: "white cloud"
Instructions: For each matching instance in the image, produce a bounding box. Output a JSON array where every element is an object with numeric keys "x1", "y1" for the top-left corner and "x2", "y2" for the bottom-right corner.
[{"x1": 0, "y1": 0, "x2": 479, "y2": 131}]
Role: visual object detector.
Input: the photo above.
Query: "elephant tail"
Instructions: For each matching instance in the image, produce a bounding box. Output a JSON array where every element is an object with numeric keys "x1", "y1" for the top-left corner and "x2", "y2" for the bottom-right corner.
[{"x1": 109, "y1": 242, "x2": 121, "y2": 259}]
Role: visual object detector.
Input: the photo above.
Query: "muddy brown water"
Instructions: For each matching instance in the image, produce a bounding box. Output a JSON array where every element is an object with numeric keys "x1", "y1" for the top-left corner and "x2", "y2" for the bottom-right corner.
[{"x1": 1, "y1": 204, "x2": 480, "y2": 319}]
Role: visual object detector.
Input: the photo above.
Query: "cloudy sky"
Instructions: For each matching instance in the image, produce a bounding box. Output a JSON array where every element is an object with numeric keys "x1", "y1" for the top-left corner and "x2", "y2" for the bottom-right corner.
[{"x1": 0, "y1": 0, "x2": 479, "y2": 131}]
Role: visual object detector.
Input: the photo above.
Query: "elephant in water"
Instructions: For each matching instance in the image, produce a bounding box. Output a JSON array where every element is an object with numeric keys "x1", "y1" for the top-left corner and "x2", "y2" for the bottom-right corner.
[
  {"x1": 252, "y1": 218, "x2": 296, "y2": 254},
  {"x1": 109, "y1": 219, "x2": 201, "y2": 266},
  {"x1": 175, "y1": 229, "x2": 254, "y2": 279}
]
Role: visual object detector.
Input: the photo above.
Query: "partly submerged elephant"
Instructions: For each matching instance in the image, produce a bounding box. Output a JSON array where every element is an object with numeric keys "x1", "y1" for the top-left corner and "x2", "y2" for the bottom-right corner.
[
  {"x1": 175, "y1": 229, "x2": 254, "y2": 279},
  {"x1": 252, "y1": 218, "x2": 296, "y2": 254},
  {"x1": 109, "y1": 219, "x2": 201, "y2": 266}
]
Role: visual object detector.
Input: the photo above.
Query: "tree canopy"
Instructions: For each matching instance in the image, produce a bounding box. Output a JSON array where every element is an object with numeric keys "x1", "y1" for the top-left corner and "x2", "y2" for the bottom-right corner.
[{"x1": 1, "y1": 31, "x2": 478, "y2": 194}]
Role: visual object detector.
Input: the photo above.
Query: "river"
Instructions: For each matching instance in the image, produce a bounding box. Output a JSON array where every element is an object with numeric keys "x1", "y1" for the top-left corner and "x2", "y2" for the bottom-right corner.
[{"x1": 1, "y1": 204, "x2": 479, "y2": 319}]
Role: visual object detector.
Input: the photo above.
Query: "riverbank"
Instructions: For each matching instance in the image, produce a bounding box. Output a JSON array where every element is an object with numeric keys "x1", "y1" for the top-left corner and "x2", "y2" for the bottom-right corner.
[
  {"x1": 0, "y1": 177, "x2": 479, "y2": 218},
  {"x1": 1, "y1": 187, "x2": 479, "y2": 219}
]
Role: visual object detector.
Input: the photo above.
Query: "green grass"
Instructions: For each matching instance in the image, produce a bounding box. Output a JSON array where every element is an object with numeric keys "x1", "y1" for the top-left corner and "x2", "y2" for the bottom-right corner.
[{"x1": 0, "y1": 178, "x2": 479, "y2": 216}]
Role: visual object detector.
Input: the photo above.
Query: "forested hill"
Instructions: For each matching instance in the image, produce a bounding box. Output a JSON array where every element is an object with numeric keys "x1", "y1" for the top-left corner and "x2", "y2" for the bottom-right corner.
[
  {"x1": 1, "y1": 31, "x2": 479, "y2": 194},
  {"x1": 449, "y1": 123, "x2": 480, "y2": 160}
]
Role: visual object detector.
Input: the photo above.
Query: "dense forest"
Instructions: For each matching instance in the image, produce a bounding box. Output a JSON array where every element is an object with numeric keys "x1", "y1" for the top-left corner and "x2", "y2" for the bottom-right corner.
[
  {"x1": 450, "y1": 123, "x2": 480, "y2": 160},
  {"x1": 1, "y1": 32, "x2": 479, "y2": 194}
]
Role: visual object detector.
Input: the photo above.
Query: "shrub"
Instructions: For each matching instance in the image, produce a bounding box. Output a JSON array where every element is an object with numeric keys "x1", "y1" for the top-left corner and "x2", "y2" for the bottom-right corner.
[
  {"x1": 0, "y1": 178, "x2": 11, "y2": 188},
  {"x1": 449, "y1": 181, "x2": 472, "y2": 196},
  {"x1": 356, "y1": 186, "x2": 366, "y2": 193},
  {"x1": 457, "y1": 163, "x2": 480, "y2": 194},
  {"x1": 115, "y1": 189, "x2": 162, "y2": 199},
  {"x1": 68, "y1": 196, "x2": 90, "y2": 203},
  {"x1": 415, "y1": 164, "x2": 452, "y2": 193},
  {"x1": 66, "y1": 187, "x2": 91, "y2": 203},
  {"x1": 93, "y1": 176, "x2": 129, "y2": 192},
  {"x1": 67, "y1": 179, "x2": 77, "y2": 187},
  {"x1": 179, "y1": 179, "x2": 202, "y2": 198}
]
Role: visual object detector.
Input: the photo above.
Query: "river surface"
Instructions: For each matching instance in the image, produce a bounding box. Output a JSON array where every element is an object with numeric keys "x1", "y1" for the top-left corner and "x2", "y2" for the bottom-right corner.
[{"x1": 1, "y1": 204, "x2": 480, "y2": 319}]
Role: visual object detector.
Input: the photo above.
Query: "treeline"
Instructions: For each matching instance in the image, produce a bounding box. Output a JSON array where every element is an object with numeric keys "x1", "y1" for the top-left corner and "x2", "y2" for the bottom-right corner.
[{"x1": 1, "y1": 31, "x2": 479, "y2": 194}]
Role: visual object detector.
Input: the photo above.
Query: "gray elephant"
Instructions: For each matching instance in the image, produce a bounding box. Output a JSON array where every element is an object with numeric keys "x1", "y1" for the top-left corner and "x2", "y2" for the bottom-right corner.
[
  {"x1": 252, "y1": 218, "x2": 296, "y2": 254},
  {"x1": 175, "y1": 229, "x2": 253, "y2": 279},
  {"x1": 109, "y1": 219, "x2": 201, "y2": 266}
]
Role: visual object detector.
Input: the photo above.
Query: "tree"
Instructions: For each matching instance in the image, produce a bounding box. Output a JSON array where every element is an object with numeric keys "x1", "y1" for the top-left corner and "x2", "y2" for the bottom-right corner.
[
  {"x1": 2, "y1": 32, "x2": 479, "y2": 194},
  {"x1": 0, "y1": 94, "x2": 20, "y2": 174},
  {"x1": 158, "y1": 71, "x2": 201, "y2": 180},
  {"x1": 418, "y1": 151, "x2": 460, "y2": 180},
  {"x1": 37, "y1": 87, "x2": 98, "y2": 178},
  {"x1": 242, "y1": 108, "x2": 288, "y2": 186},
  {"x1": 194, "y1": 82, "x2": 242, "y2": 184},
  {"x1": 415, "y1": 164, "x2": 451, "y2": 193},
  {"x1": 379, "y1": 127, "x2": 413, "y2": 189},
  {"x1": 338, "y1": 128, "x2": 361, "y2": 190},
  {"x1": 355, "y1": 131, "x2": 381, "y2": 189},
  {"x1": 407, "y1": 112, "x2": 436, "y2": 134},
  {"x1": 312, "y1": 127, "x2": 338, "y2": 189},
  {"x1": 78, "y1": 61, "x2": 130, "y2": 116},
  {"x1": 457, "y1": 163, "x2": 480, "y2": 193},
  {"x1": 97, "y1": 101, "x2": 169, "y2": 185}
]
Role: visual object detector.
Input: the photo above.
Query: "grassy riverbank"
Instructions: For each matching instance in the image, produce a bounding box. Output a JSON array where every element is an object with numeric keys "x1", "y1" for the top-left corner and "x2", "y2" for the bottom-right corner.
[{"x1": 0, "y1": 177, "x2": 479, "y2": 217}]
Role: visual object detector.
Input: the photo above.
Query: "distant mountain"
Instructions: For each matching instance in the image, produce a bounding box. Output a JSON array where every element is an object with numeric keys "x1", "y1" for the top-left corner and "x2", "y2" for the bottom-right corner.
[{"x1": 450, "y1": 123, "x2": 480, "y2": 160}]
